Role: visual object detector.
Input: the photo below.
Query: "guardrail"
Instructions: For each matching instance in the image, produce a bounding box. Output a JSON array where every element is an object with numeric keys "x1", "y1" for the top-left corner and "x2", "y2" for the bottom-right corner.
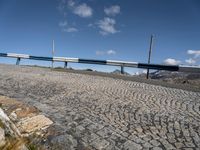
[{"x1": 0, "y1": 52, "x2": 200, "y2": 74}]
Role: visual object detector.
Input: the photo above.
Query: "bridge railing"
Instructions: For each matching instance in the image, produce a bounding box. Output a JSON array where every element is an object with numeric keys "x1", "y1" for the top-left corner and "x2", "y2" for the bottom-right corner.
[{"x1": 0, "y1": 52, "x2": 200, "y2": 74}]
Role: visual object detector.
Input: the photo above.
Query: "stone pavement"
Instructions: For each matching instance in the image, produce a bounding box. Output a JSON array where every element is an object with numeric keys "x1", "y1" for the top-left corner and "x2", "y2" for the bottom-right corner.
[{"x1": 0, "y1": 64, "x2": 200, "y2": 149}]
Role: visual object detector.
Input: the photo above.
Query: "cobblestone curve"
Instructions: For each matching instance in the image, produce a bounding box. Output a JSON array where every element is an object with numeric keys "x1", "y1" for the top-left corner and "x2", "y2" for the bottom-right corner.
[{"x1": 0, "y1": 64, "x2": 200, "y2": 150}]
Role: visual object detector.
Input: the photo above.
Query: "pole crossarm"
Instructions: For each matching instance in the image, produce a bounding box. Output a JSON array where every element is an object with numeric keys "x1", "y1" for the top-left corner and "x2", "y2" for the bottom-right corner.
[{"x1": 0, "y1": 52, "x2": 199, "y2": 73}]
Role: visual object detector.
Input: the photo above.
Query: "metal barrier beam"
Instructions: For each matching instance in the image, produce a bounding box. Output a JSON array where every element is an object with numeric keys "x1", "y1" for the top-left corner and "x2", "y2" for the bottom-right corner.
[
  {"x1": 7, "y1": 53, "x2": 29, "y2": 59},
  {"x1": 137, "y1": 63, "x2": 179, "y2": 71},
  {"x1": 0, "y1": 52, "x2": 199, "y2": 73},
  {"x1": 0, "y1": 53, "x2": 7, "y2": 57},
  {"x1": 78, "y1": 59, "x2": 107, "y2": 65},
  {"x1": 29, "y1": 56, "x2": 53, "y2": 61},
  {"x1": 106, "y1": 60, "x2": 138, "y2": 67},
  {"x1": 53, "y1": 57, "x2": 79, "y2": 63}
]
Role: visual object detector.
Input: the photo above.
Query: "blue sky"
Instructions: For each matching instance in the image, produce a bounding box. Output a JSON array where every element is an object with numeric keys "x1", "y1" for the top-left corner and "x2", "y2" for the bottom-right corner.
[{"x1": 0, "y1": 0, "x2": 200, "y2": 74}]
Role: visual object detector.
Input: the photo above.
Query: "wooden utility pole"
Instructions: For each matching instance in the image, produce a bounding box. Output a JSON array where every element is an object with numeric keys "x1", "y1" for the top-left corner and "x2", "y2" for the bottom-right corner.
[
  {"x1": 146, "y1": 35, "x2": 154, "y2": 79},
  {"x1": 52, "y1": 40, "x2": 55, "y2": 68}
]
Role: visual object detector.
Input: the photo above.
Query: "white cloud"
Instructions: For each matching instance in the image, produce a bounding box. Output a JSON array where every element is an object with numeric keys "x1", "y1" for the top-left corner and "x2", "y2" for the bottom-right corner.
[
  {"x1": 97, "y1": 17, "x2": 118, "y2": 35},
  {"x1": 57, "y1": 0, "x2": 67, "y2": 12},
  {"x1": 88, "y1": 23, "x2": 94, "y2": 27},
  {"x1": 59, "y1": 21, "x2": 78, "y2": 33},
  {"x1": 59, "y1": 21, "x2": 68, "y2": 27},
  {"x1": 104, "y1": 5, "x2": 120, "y2": 16},
  {"x1": 96, "y1": 50, "x2": 117, "y2": 55},
  {"x1": 64, "y1": 27, "x2": 78, "y2": 32},
  {"x1": 185, "y1": 58, "x2": 196, "y2": 65},
  {"x1": 187, "y1": 50, "x2": 200, "y2": 58},
  {"x1": 107, "y1": 50, "x2": 116, "y2": 55},
  {"x1": 73, "y1": 3, "x2": 93, "y2": 18},
  {"x1": 96, "y1": 51, "x2": 105, "y2": 55},
  {"x1": 163, "y1": 58, "x2": 181, "y2": 65},
  {"x1": 68, "y1": 0, "x2": 75, "y2": 7}
]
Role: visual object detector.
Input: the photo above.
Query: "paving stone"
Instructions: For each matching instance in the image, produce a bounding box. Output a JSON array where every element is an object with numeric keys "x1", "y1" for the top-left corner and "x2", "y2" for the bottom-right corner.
[
  {"x1": 109, "y1": 133, "x2": 127, "y2": 147},
  {"x1": 175, "y1": 142, "x2": 184, "y2": 149},
  {"x1": 0, "y1": 64, "x2": 199, "y2": 149},
  {"x1": 49, "y1": 134, "x2": 78, "y2": 150},
  {"x1": 96, "y1": 127, "x2": 113, "y2": 138},
  {"x1": 152, "y1": 147, "x2": 163, "y2": 150},
  {"x1": 81, "y1": 132, "x2": 99, "y2": 143},
  {"x1": 121, "y1": 140, "x2": 142, "y2": 150},
  {"x1": 90, "y1": 138, "x2": 110, "y2": 150},
  {"x1": 159, "y1": 138, "x2": 176, "y2": 149},
  {"x1": 150, "y1": 140, "x2": 160, "y2": 146},
  {"x1": 143, "y1": 142, "x2": 153, "y2": 148},
  {"x1": 86, "y1": 123, "x2": 104, "y2": 132}
]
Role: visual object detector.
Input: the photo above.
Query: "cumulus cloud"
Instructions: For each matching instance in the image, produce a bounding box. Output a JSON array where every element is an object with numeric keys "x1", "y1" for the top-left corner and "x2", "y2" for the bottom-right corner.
[
  {"x1": 59, "y1": 21, "x2": 68, "y2": 27},
  {"x1": 107, "y1": 50, "x2": 116, "y2": 55},
  {"x1": 64, "y1": 27, "x2": 78, "y2": 32},
  {"x1": 185, "y1": 50, "x2": 200, "y2": 65},
  {"x1": 96, "y1": 50, "x2": 117, "y2": 55},
  {"x1": 163, "y1": 58, "x2": 181, "y2": 65},
  {"x1": 57, "y1": 0, "x2": 67, "y2": 12},
  {"x1": 59, "y1": 21, "x2": 78, "y2": 32},
  {"x1": 96, "y1": 51, "x2": 105, "y2": 56},
  {"x1": 58, "y1": 1, "x2": 93, "y2": 34},
  {"x1": 187, "y1": 50, "x2": 200, "y2": 58},
  {"x1": 97, "y1": 17, "x2": 118, "y2": 35},
  {"x1": 104, "y1": 5, "x2": 120, "y2": 16},
  {"x1": 73, "y1": 3, "x2": 93, "y2": 18},
  {"x1": 185, "y1": 58, "x2": 196, "y2": 65},
  {"x1": 68, "y1": 0, "x2": 75, "y2": 7}
]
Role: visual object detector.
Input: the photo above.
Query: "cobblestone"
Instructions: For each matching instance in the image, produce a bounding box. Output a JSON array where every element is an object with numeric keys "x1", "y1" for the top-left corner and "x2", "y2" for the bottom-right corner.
[
  {"x1": 121, "y1": 140, "x2": 142, "y2": 150},
  {"x1": 0, "y1": 64, "x2": 200, "y2": 149}
]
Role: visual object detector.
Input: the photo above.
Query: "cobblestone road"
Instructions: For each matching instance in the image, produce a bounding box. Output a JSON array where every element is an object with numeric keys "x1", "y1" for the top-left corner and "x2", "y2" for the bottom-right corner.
[{"x1": 0, "y1": 64, "x2": 200, "y2": 150}]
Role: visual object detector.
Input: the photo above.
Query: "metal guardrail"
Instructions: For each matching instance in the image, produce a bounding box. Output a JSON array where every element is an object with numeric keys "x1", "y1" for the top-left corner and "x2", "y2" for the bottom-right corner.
[{"x1": 0, "y1": 52, "x2": 200, "y2": 73}]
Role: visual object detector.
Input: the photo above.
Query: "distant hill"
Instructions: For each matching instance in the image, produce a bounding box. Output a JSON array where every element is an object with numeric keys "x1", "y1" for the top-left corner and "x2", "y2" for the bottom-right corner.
[
  {"x1": 148, "y1": 70, "x2": 200, "y2": 88},
  {"x1": 111, "y1": 69, "x2": 130, "y2": 75}
]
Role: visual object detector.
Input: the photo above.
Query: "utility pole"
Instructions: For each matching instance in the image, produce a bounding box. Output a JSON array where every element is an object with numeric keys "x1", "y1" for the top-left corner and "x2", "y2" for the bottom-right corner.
[
  {"x1": 146, "y1": 34, "x2": 154, "y2": 79},
  {"x1": 52, "y1": 40, "x2": 55, "y2": 68}
]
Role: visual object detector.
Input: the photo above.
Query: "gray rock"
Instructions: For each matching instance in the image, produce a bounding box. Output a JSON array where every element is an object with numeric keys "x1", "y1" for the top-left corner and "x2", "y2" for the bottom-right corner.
[{"x1": 0, "y1": 127, "x2": 6, "y2": 147}]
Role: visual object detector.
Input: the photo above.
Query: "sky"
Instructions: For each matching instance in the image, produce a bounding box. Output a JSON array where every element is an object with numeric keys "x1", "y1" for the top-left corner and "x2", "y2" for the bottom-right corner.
[{"x1": 0, "y1": 0, "x2": 200, "y2": 74}]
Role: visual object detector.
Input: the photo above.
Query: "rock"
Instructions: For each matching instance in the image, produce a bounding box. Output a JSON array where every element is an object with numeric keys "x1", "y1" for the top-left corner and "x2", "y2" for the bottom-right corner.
[
  {"x1": 17, "y1": 115, "x2": 53, "y2": 134},
  {"x1": 0, "y1": 127, "x2": 6, "y2": 147},
  {"x1": 0, "y1": 108, "x2": 21, "y2": 137},
  {"x1": 15, "y1": 106, "x2": 39, "y2": 119},
  {"x1": 9, "y1": 112, "x2": 18, "y2": 121}
]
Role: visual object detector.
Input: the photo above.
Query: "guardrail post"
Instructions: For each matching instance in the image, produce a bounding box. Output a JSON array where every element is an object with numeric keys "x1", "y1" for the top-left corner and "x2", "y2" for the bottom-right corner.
[
  {"x1": 16, "y1": 58, "x2": 21, "y2": 65},
  {"x1": 121, "y1": 65, "x2": 124, "y2": 74},
  {"x1": 64, "y1": 62, "x2": 68, "y2": 69},
  {"x1": 147, "y1": 34, "x2": 154, "y2": 79}
]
